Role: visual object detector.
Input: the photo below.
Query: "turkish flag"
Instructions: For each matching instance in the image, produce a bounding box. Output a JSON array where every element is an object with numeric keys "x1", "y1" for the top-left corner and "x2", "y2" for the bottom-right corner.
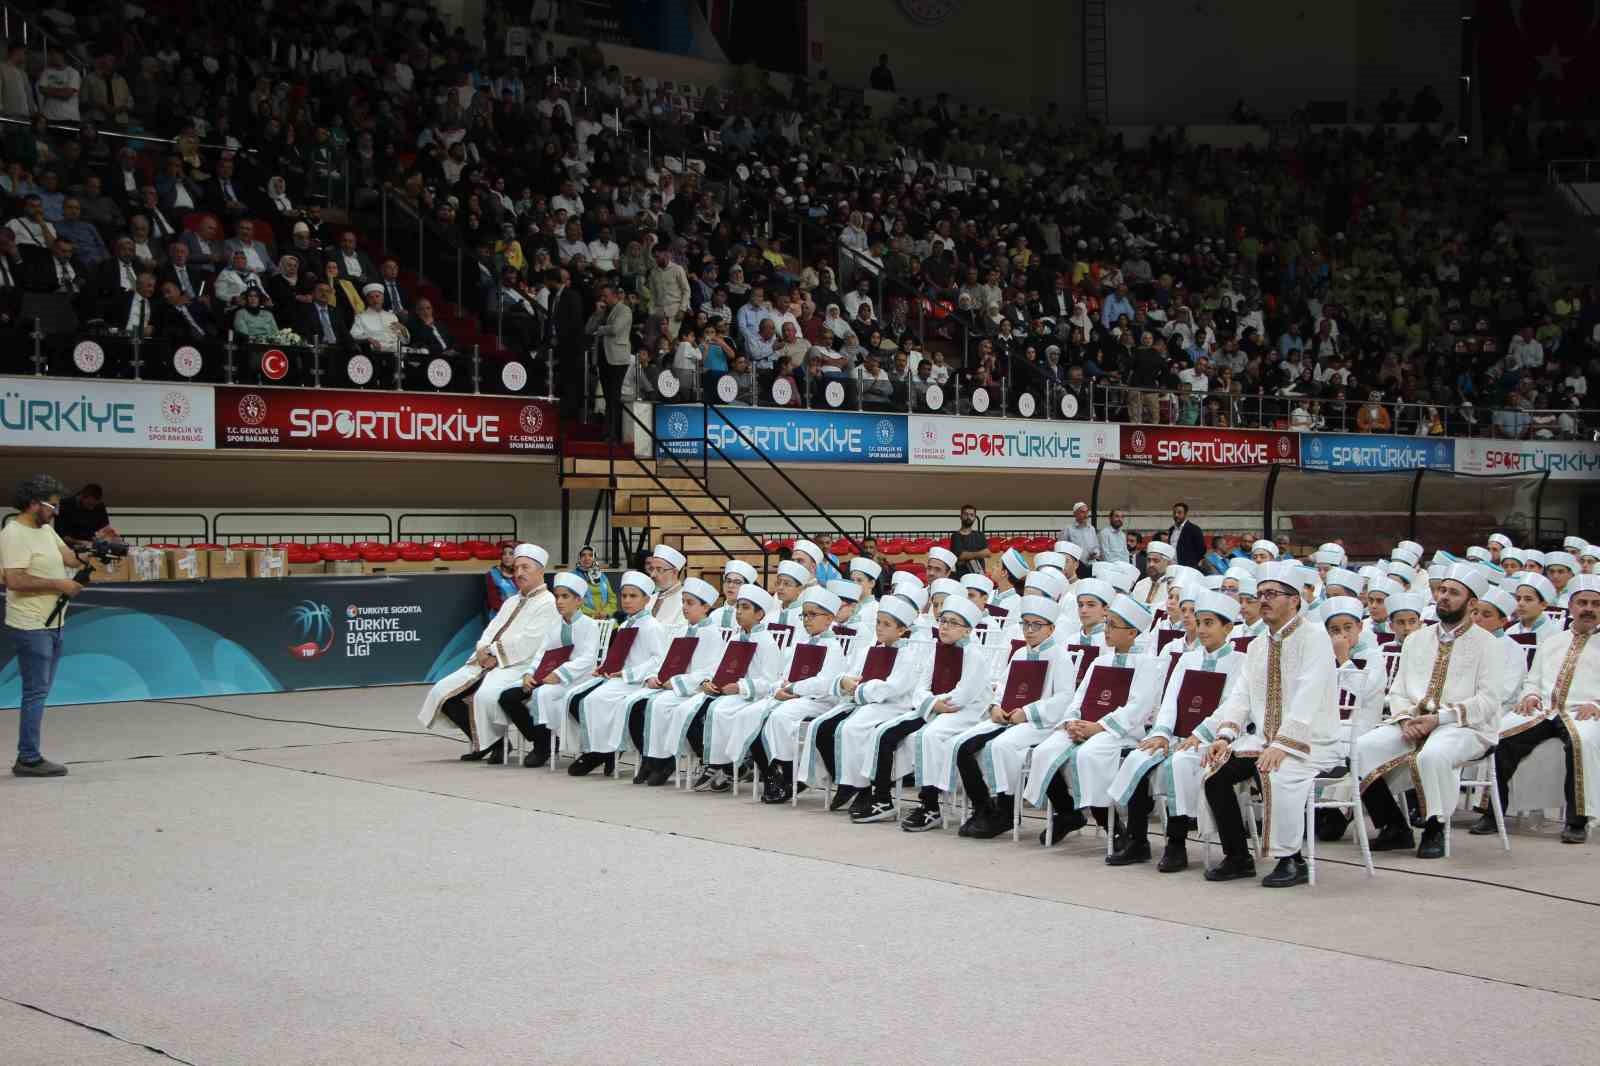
[{"x1": 1476, "y1": 0, "x2": 1600, "y2": 119}]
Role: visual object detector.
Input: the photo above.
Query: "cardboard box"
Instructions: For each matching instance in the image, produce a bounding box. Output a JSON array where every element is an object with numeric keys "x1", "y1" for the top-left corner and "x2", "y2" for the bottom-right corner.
[
  {"x1": 204, "y1": 548, "x2": 249, "y2": 580},
  {"x1": 325, "y1": 559, "x2": 365, "y2": 576},
  {"x1": 248, "y1": 548, "x2": 287, "y2": 578},
  {"x1": 129, "y1": 547, "x2": 169, "y2": 582},
  {"x1": 287, "y1": 561, "x2": 327, "y2": 577},
  {"x1": 167, "y1": 548, "x2": 203, "y2": 581},
  {"x1": 90, "y1": 554, "x2": 133, "y2": 583}
]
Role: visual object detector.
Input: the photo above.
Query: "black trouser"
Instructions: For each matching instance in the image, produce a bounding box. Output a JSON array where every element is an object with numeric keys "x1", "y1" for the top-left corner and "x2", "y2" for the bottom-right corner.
[
  {"x1": 558, "y1": 342, "x2": 585, "y2": 421},
  {"x1": 954, "y1": 727, "x2": 1005, "y2": 807},
  {"x1": 1361, "y1": 774, "x2": 1408, "y2": 831},
  {"x1": 1203, "y1": 753, "x2": 1261, "y2": 859},
  {"x1": 601, "y1": 361, "x2": 628, "y2": 440},
  {"x1": 748, "y1": 736, "x2": 770, "y2": 776},
  {"x1": 813, "y1": 710, "x2": 851, "y2": 782},
  {"x1": 1123, "y1": 771, "x2": 1156, "y2": 841},
  {"x1": 496, "y1": 685, "x2": 545, "y2": 743},
  {"x1": 438, "y1": 694, "x2": 473, "y2": 741},
  {"x1": 627, "y1": 696, "x2": 650, "y2": 754},
  {"x1": 871, "y1": 718, "x2": 925, "y2": 799},
  {"x1": 1495, "y1": 719, "x2": 1582, "y2": 824},
  {"x1": 685, "y1": 701, "x2": 712, "y2": 760}
]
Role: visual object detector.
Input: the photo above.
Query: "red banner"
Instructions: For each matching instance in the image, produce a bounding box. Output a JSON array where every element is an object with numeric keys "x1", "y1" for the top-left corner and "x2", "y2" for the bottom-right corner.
[
  {"x1": 1119, "y1": 426, "x2": 1298, "y2": 467},
  {"x1": 214, "y1": 387, "x2": 556, "y2": 455}
]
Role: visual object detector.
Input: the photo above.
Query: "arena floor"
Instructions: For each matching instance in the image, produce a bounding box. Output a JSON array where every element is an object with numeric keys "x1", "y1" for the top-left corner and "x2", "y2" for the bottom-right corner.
[{"x1": 3, "y1": 690, "x2": 1599, "y2": 1065}]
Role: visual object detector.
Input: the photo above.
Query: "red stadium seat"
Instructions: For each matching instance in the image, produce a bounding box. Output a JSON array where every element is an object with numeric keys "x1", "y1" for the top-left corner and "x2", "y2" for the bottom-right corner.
[
  {"x1": 471, "y1": 546, "x2": 500, "y2": 561},
  {"x1": 399, "y1": 546, "x2": 438, "y2": 561},
  {"x1": 438, "y1": 546, "x2": 472, "y2": 561}
]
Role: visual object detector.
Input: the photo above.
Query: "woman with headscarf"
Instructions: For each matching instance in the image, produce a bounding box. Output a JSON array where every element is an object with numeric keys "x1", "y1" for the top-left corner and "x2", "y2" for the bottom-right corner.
[
  {"x1": 231, "y1": 287, "x2": 280, "y2": 341},
  {"x1": 822, "y1": 303, "x2": 854, "y2": 343},
  {"x1": 268, "y1": 254, "x2": 314, "y2": 308},
  {"x1": 266, "y1": 175, "x2": 301, "y2": 222},
  {"x1": 576, "y1": 545, "x2": 617, "y2": 620}
]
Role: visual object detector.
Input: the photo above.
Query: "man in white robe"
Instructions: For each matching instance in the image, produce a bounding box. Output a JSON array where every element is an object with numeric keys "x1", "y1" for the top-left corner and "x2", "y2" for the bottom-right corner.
[
  {"x1": 1356, "y1": 565, "x2": 1503, "y2": 859},
  {"x1": 1482, "y1": 576, "x2": 1600, "y2": 843},
  {"x1": 415, "y1": 544, "x2": 559, "y2": 755},
  {"x1": 1200, "y1": 561, "x2": 1343, "y2": 888}
]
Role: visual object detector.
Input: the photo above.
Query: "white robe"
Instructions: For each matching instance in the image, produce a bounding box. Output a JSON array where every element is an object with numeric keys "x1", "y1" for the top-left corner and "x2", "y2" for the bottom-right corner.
[
  {"x1": 1209, "y1": 612, "x2": 1343, "y2": 858},
  {"x1": 416, "y1": 587, "x2": 559, "y2": 743},
  {"x1": 1356, "y1": 621, "x2": 1503, "y2": 822},
  {"x1": 761, "y1": 636, "x2": 851, "y2": 763},
  {"x1": 833, "y1": 638, "x2": 933, "y2": 788},
  {"x1": 650, "y1": 584, "x2": 686, "y2": 629},
  {"x1": 1022, "y1": 653, "x2": 1166, "y2": 809},
  {"x1": 1108, "y1": 641, "x2": 1245, "y2": 811},
  {"x1": 633, "y1": 620, "x2": 728, "y2": 758},
  {"x1": 473, "y1": 613, "x2": 600, "y2": 749},
  {"x1": 872, "y1": 641, "x2": 994, "y2": 792},
  {"x1": 714, "y1": 633, "x2": 845, "y2": 767},
  {"x1": 795, "y1": 638, "x2": 919, "y2": 787},
  {"x1": 1503, "y1": 627, "x2": 1600, "y2": 818},
  {"x1": 560, "y1": 614, "x2": 670, "y2": 753},
  {"x1": 644, "y1": 625, "x2": 781, "y2": 760}
]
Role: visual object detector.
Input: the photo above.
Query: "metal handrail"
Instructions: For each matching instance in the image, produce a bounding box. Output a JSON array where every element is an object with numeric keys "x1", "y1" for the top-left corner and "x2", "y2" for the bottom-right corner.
[
  {"x1": 396, "y1": 512, "x2": 518, "y2": 542},
  {"x1": 615, "y1": 401, "x2": 739, "y2": 560},
  {"x1": 1, "y1": 4, "x2": 88, "y2": 71},
  {"x1": 212, "y1": 511, "x2": 395, "y2": 544},
  {"x1": 0, "y1": 114, "x2": 258, "y2": 157}
]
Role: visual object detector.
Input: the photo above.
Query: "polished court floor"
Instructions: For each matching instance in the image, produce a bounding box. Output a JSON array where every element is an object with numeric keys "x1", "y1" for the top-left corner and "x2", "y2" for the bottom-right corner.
[{"x1": 3, "y1": 688, "x2": 1599, "y2": 1065}]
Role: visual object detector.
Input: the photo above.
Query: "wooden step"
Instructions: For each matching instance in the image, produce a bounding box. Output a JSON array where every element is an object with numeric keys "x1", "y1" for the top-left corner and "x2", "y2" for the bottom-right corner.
[
  {"x1": 613, "y1": 476, "x2": 703, "y2": 493},
  {"x1": 610, "y1": 515, "x2": 650, "y2": 529},
  {"x1": 562, "y1": 476, "x2": 614, "y2": 490},
  {"x1": 663, "y1": 533, "x2": 766, "y2": 553},
  {"x1": 563, "y1": 457, "x2": 656, "y2": 476},
  {"x1": 640, "y1": 514, "x2": 745, "y2": 534},
  {"x1": 685, "y1": 552, "x2": 768, "y2": 578},
  {"x1": 615, "y1": 492, "x2": 732, "y2": 515}
]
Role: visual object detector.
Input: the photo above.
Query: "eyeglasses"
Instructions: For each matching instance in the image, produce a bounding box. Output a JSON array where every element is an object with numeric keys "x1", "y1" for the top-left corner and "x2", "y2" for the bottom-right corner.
[
  {"x1": 1020, "y1": 620, "x2": 1050, "y2": 632},
  {"x1": 1256, "y1": 588, "x2": 1293, "y2": 601},
  {"x1": 938, "y1": 617, "x2": 972, "y2": 629}
]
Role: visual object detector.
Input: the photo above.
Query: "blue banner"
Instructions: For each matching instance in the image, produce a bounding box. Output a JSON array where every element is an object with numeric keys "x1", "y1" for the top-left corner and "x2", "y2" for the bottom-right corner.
[
  {"x1": 1300, "y1": 433, "x2": 1455, "y2": 473},
  {"x1": 653, "y1": 405, "x2": 909, "y2": 464}
]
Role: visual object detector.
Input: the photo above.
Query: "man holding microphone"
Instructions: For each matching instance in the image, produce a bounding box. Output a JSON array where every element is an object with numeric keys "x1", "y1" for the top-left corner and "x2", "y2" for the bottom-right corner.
[{"x1": 3, "y1": 475, "x2": 84, "y2": 777}]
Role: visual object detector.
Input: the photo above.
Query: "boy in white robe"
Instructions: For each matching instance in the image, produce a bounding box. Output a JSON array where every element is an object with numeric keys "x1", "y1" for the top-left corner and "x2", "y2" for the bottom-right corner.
[
  {"x1": 851, "y1": 596, "x2": 993, "y2": 824},
  {"x1": 796, "y1": 596, "x2": 919, "y2": 804},
  {"x1": 1022, "y1": 594, "x2": 1164, "y2": 845},
  {"x1": 770, "y1": 560, "x2": 808, "y2": 628},
  {"x1": 1507, "y1": 573, "x2": 1558, "y2": 641},
  {"x1": 562, "y1": 571, "x2": 670, "y2": 776},
  {"x1": 416, "y1": 543, "x2": 559, "y2": 754},
  {"x1": 831, "y1": 599, "x2": 936, "y2": 815},
  {"x1": 1109, "y1": 590, "x2": 1245, "y2": 870},
  {"x1": 490, "y1": 572, "x2": 600, "y2": 766},
  {"x1": 990, "y1": 548, "x2": 1028, "y2": 614},
  {"x1": 632, "y1": 579, "x2": 725, "y2": 786},
  {"x1": 711, "y1": 560, "x2": 757, "y2": 629}
]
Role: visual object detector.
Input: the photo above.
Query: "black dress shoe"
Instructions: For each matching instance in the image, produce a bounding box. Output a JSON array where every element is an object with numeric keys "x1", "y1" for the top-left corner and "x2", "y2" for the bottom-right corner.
[
  {"x1": 828, "y1": 785, "x2": 859, "y2": 812},
  {"x1": 761, "y1": 781, "x2": 792, "y2": 804},
  {"x1": 567, "y1": 752, "x2": 607, "y2": 777},
  {"x1": 1106, "y1": 837, "x2": 1153, "y2": 866},
  {"x1": 957, "y1": 809, "x2": 990, "y2": 837},
  {"x1": 1203, "y1": 854, "x2": 1257, "y2": 882},
  {"x1": 1157, "y1": 840, "x2": 1189, "y2": 873},
  {"x1": 1261, "y1": 855, "x2": 1309, "y2": 888},
  {"x1": 1416, "y1": 820, "x2": 1446, "y2": 859},
  {"x1": 632, "y1": 756, "x2": 655, "y2": 784},
  {"x1": 1467, "y1": 811, "x2": 1499, "y2": 836},
  {"x1": 1561, "y1": 822, "x2": 1590, "y2": 844},
  {"x1": 1369, "y1": 823, "x2": 1415, "y2": 851},
  {"x1": 646, "y1": 760, "x2": 677, "y2": 787},
  {"x1": 459, "y1": 746, "x2": 491, "y2": 761},
  {"x1": 484, "y1": 740, "x2": 505, "y2": 765},
  {"x1": 962, "y1": 809, "x2": 1011, "y2": 840},
  {"x1": 1039, "y1": 806, "x2": 1087, "y2": 846},
  {"x1": 523, "y1": 744, "x2": 551, "y2": 769}
]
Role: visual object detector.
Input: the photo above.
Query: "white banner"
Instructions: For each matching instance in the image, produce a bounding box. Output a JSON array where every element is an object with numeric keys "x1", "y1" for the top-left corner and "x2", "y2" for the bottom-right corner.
[
  {"x1": 0, "y1": 376, "x2": 214, "y2": 450},
  {"x1": 1453, "y1": 438, "x2": 1600, "y2": 480},
  {"x1": 908, "y1": 414, "x2": 1119, "y2": 469}
]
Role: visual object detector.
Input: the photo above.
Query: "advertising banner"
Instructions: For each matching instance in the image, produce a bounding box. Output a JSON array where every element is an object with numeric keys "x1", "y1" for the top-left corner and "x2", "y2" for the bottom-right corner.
[
  {"x1": 0, "y1": 574, "x2": 491, "y2": 708},
  {"x1": 908, "y1": 414, "x2": 1119, "y2": 469},
  {"x1": 653, "y1": 404, "x2": 908, "y2": 463},
  {"x1": 1119, "y1": 425, "x2": 1299, "y2": 467},
  {"x1": 1453, "y1": 439, "x2": 1600, "y2": 480},
  {"x1": 214, "y1": 386, "x2": 557, "y2": 455},
  {"x1": 1299, "y1": 433, "x2": 1455, "y2": 473},
  {"x1": 0, "y1": 375, "x2": 214, "y2": 450}
]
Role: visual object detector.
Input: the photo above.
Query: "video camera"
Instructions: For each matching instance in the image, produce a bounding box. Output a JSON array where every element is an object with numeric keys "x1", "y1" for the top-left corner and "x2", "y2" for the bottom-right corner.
[{"x1": 44, "y1": 540, "x2": 128, "y2": 628}]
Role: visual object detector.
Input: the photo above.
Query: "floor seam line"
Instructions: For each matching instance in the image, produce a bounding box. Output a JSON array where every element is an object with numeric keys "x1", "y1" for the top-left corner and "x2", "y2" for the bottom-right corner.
[{"x1": 0, "y1": 993, "x2": 203, "y2": 1064}]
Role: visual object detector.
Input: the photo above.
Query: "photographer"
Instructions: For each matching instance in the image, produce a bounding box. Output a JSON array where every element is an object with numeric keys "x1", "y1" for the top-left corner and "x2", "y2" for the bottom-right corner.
[{"x1": 3, "y1": 475, "x2": 84, "y2": 777}]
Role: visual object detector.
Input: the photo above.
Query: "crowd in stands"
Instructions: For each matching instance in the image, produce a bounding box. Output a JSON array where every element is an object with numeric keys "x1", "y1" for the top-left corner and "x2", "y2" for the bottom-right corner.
[{"x1": 0, "y1": 5, "x2": 1596, "y2": 438}]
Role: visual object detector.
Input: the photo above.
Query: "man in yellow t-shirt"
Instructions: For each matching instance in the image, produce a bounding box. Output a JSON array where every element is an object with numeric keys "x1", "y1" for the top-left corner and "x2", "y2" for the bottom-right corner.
[{"x1": 3, "y1": 474, "x2": 84, "y2": 776}]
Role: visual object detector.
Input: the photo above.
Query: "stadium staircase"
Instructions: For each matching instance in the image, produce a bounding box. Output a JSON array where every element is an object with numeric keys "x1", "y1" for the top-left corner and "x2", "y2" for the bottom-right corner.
[{"x1": 557, "y1": 402, "x2": 864, "y2": 580}]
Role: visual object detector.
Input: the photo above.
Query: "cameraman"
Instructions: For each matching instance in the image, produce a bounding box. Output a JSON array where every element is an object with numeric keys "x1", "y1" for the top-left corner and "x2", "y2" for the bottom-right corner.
[{"x1": 3, "y1": 475, "x2": 84, "y2": 777}]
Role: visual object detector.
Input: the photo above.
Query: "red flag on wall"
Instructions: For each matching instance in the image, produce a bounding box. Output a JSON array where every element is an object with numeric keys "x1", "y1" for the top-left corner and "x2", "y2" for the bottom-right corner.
[{"x1": 1476, "y1": 0, "x2": 1600, "y2": 119}]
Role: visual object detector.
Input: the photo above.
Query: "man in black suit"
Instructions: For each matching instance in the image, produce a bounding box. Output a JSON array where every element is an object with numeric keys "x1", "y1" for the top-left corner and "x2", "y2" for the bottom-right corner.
[
  {"x1": 546, "y1": 267, "x2": 587, "y2": 420},
  {"x1": 1167, "y1": 501, "x2": 1206, "y2": 569},
  {"x1": 88, "y1": 236, "x2": 141, "y2": 319},
  {"x1": 205, "y1": 156, "x2": 252, "y2": 221},
  {"x1": 407, "y1": 298, "x2": 454, "y2": 354},
  {"x1": 158, "y1": 280, "x2": 219, "y2": 342},
  {"x1": 328, "y1": 230, "x2": 377, "y2": 285},
  {"x1": 298, "y1": 283, "x2": 355, "y2": 348}
]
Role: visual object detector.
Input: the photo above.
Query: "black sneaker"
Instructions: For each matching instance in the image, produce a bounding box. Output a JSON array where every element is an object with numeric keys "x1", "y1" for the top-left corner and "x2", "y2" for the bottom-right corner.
[
  {"x1": 852, "y1": 800, "x2": 897, "y2": 824},
  {"x1": 1369, "y1": 823, "x2": 1415, "y2": 851},
  {"x1": 11, "y1": 757, "x2": 66, "y2": 777},
  {"x1": 1157, "y1": 840, "x2": 1189, "y2": 872},
  {"x1": 1261, "y1": 854, "x2": 1309, "y2": 888},
  {"x1": 1039, "y1": 806, "x2": 1088, "y2": 846},
  {"x1": 1562, "y1": 822, "x2": 1590, "y2": 844},
  {"x1": 761, "y1": 780, "x2": 792, "y2": 804},
  {"x1": 1416, "y1": 819, "x2": 1446, "y2": 859},
  {"x1": 828, "y1": 785, "x2": 859, "y2": 812},
  {"x1": 1106, "y1": 836, "x2": 1153, "y2": 866},
  {"x1": 848, "y1": 790, "x2": 876, "y2": 818},
  {"x1": 567, "y1": 752, "x2": 607, "y2": 777},
  {"x1": 1467, "y1": 811, "x2": 1499, "y2": 836},
  {"x1": 484, "y1": 740, "x2": 505, "y2": 765},
  {"x1": 690, "y1": 765, "x2": 718, "y2": 791},
  {"x1": 901, "y1": 806, "x2": 944, "y2": 832},
  {"x1": 707, "y1": 768, "x2": 733, "y2": 793},
  {"x1": 1203, "y1": 854, "x2": 1258, "y2": 882}
]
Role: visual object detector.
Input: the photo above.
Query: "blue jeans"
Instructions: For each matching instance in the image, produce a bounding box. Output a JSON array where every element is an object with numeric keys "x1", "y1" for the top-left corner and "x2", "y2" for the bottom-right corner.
[{"x1": 9, "y1": 625, "x2": 62, "y2": 762}]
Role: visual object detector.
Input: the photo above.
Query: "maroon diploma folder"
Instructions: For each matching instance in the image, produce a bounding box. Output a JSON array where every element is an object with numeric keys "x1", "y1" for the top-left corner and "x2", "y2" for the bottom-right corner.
[
  {"x1": 1069, "y1": 643, "x2": 1101, "y2": 685},
  {"x1": 786, "y1": 642, "x2": 828, "y2": 683},
  {"x1": 1079, "y1": 665, "x2": 1134, "y2": 723},
  {"x1": 1001, "y1": 658, "x2": 1048, "y2": 709},
  {"x1": 861, "y1": 645, "x2": 898, "y2": 683},
  {"x1": 656, "y1": 636, "x2": 699, "y2": 681},
  {"x1": 1231, "y1": 636, "x2": 1255, "y2": 653},
  {"x1": 530, "y1": 645, "x2": 574, "y2": 680},
  {"x1": 1156, "y1": 627, "x2": 1183, "y2": 649},
  {"x1": 711, "y1": 640, "x2": 758, "y2": 688},
  {"x1": 1173, "y1": 669, "x2": 1226, "y2": 738},
  {"x1": 1374, "y1": 631, "x2": 1396, "y2": 645},
  {"x1": 987, "y1": 603, "x2": 1011, "y2": 619},
  {"x1": 832, "y1": 625, "x2": 857, "y2": 638},
  {"x1": 597, "y1": 627, "x2": 639, "y2": 674},
  {"x1": 930, "y1": 642, "x2": 966, "y2": 694}
]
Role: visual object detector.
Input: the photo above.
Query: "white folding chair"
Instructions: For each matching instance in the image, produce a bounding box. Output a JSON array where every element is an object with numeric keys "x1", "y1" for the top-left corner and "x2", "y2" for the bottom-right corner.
[{"x1": 1446, "y1": 746, "x2": 1510, "y2": 856}]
